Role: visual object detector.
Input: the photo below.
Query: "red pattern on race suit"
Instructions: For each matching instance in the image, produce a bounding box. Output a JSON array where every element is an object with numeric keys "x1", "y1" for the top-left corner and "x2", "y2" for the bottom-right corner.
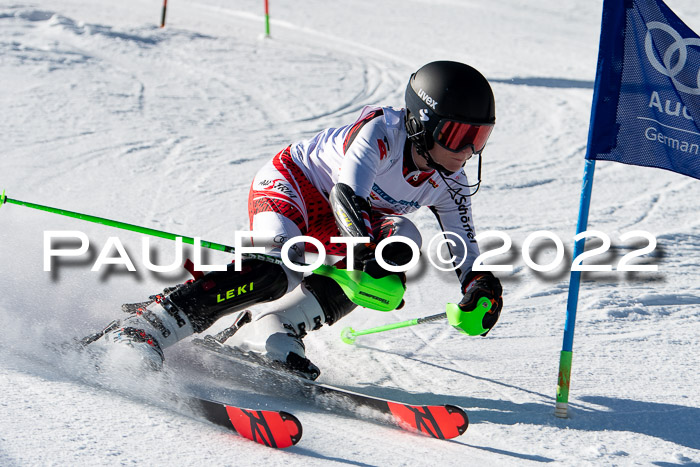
[
  {"x1": 248, "y1": 147, "x2": 403, "y2": 258},
  {"x1": 248, "y1": 147, "x2": 345, "y2": 256}
]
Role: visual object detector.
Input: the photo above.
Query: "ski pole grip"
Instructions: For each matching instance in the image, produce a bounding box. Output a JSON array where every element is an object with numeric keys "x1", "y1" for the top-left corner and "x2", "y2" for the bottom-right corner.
[
  {"x1": 445, "y1": 297, "x2": 493, "y2": 336},
  {"x1": 0, "y1": 190, "x2": 6, "y2": 208}
]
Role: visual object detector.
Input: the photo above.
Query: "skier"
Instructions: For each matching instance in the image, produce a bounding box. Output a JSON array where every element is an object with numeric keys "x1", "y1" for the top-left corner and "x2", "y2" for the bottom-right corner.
[{"x1": 93, "y1": 61, "x2": 504, "y2": 379}]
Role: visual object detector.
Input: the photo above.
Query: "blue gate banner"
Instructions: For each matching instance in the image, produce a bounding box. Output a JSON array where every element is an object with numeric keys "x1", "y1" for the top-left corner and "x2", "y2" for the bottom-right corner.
[{"x1": 587, "y1": 0, "x2": 700, "y2": 180}]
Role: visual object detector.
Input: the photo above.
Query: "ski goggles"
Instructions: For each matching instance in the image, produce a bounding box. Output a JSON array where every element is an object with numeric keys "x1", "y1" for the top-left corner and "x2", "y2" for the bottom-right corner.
[{"x1": 433, "y1": 119, "x2": 494, "y2": 154}]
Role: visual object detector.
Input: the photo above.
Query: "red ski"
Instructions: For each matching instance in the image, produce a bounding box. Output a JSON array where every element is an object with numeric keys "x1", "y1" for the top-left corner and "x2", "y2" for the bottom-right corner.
[
  {"x1": 300, "y1": 382, "x2": 469, "y2": 440},
  {"x1": 195, "y1": 397, "x2": 302, "y2": 448},
  {"x1": 193, "y1": 336, "x2": 469, "y2": 440},
  {"x1": 386, "y1": 402, "x2": 468, "y2": 440}
]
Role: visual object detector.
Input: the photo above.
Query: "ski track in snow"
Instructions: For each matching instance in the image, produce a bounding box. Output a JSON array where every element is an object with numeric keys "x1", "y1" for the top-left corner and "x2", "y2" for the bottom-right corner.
[{"x1": 2, "y1": 0, "x2": 700, "y2": 465}]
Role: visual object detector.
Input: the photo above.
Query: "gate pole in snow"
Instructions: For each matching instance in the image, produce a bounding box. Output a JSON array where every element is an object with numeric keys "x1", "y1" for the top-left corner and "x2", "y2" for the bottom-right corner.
[
  {"x1": 264, "y1": 0, "x2": 271, "y2": 36},
  {"x1": 161, "y1": 0, "x2": 168, "y2": 28},
  {"x1": 555, "y1": 158, "x2": 596, "y2": 418}
]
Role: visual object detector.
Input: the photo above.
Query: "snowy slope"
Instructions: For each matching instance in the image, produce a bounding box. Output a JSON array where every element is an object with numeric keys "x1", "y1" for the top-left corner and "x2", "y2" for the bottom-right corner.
[{"x1": 1, "y1": 0, "x2": 700, "y2": 465}]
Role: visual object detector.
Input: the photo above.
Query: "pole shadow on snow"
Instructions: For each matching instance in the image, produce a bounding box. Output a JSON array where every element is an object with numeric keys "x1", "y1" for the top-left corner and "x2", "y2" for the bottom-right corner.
[
  {"x1": 490, "y1": 77, "x2": 595, "y2": 89},
  {"x1": 178, "y1": 347, "x2": 553, "y2": 462},
  {"x1": 576, "y1": 396, "x2": 700, "y2": 452},
  {"x1": 345, "y1": 346, "x2": 700, "y2": 454},
  {"x1": 288, "y1": 447, "x2": 379, "y2": 467}
]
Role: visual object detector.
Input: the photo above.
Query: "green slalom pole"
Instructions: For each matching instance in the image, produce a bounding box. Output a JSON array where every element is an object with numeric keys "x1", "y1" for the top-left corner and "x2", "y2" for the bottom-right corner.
[
  {"x1": 341, "y1": 312, "x2": 446, "y2": 344},
  {"x1": 1, "y1": 190, "x2": 241, "y2": 255},
  {"x1": 341, "y1": 297, "x2": 493, "y2": 343},
  {"x1": 264, "y1": 0, "x2": 270, "y2": 36},
  {"x1": 0, "y1": 192, "x2": 404, "y2": 311}
]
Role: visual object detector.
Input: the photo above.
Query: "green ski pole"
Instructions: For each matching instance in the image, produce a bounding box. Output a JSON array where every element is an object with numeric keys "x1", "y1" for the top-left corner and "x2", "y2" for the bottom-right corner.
[
  {"x1": 341, "y1": 297, "x2": 493, "y2": 343},
  {"x1": 341, "y1": 311, "x2": 446, "y2": 344},
  {"x1": 0, "y1": 191, "x2": 404, "y2": 311}
]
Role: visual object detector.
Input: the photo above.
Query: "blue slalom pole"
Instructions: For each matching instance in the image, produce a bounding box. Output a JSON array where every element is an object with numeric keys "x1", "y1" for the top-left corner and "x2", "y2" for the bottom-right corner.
[{"x1": 555, "y1": 157, "x2": 596, "y2": 418}]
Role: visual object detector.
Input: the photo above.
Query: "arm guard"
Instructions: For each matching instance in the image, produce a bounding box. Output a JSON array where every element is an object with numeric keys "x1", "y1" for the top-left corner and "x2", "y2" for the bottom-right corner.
[
  {"x1": 329, "y1": 182, "x2": 373, "y2": 239},
  {"x1": 329, "y1": 183, "x2": 375, "y2": 268}
]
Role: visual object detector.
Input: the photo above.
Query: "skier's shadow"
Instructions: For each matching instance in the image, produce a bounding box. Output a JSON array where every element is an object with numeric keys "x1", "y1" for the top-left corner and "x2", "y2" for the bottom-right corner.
[{"x1": 342, "y1": 348, "x2": 700, "y2": 453}]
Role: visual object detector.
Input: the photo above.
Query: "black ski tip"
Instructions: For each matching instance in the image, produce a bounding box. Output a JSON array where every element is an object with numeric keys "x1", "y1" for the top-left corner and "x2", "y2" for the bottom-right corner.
[
  {"x1": 279, "y1": 410, "x2": 303, "y2": 446},
  {"x1": 445, "y1": 404, "x2": 469, "y2": 435}
]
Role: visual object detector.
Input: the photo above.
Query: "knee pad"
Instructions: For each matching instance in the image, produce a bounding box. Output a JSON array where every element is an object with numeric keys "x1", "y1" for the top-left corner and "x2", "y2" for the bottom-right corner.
[{"x1": 167, "y1": 259, "x2": 288, "y2": 332}]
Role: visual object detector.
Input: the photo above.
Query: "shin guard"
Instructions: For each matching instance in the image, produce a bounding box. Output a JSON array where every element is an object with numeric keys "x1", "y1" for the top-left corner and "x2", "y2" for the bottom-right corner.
[{"x1": 166, "y1": 259, "x2": 288, "y2": 333}]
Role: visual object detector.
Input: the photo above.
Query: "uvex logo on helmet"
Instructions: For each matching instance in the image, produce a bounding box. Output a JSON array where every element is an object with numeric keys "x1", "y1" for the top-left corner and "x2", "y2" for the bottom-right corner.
[{"x1": 417, "y1": 88, "x2": 438, "y2": 109}]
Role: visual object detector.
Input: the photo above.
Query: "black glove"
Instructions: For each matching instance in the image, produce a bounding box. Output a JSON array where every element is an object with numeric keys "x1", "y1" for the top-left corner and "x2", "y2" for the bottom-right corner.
[
  {"x1": 352, "y1": 241, "x2": 377, "y2": 271},
  {"x1": 459, "y1": 271, "x2": 503, "y2": 335}
]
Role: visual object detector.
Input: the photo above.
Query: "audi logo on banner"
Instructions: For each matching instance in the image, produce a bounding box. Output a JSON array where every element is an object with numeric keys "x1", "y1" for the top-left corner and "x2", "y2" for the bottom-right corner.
[{"x1": 645, "y1": 21, "x2": 700, "y2": 95}]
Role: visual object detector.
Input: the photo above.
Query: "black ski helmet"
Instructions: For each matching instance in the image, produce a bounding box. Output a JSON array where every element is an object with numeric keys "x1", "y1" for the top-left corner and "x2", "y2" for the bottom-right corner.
[{"x1": 405, "y1": 61, "x2": 495, "y2": 172}]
